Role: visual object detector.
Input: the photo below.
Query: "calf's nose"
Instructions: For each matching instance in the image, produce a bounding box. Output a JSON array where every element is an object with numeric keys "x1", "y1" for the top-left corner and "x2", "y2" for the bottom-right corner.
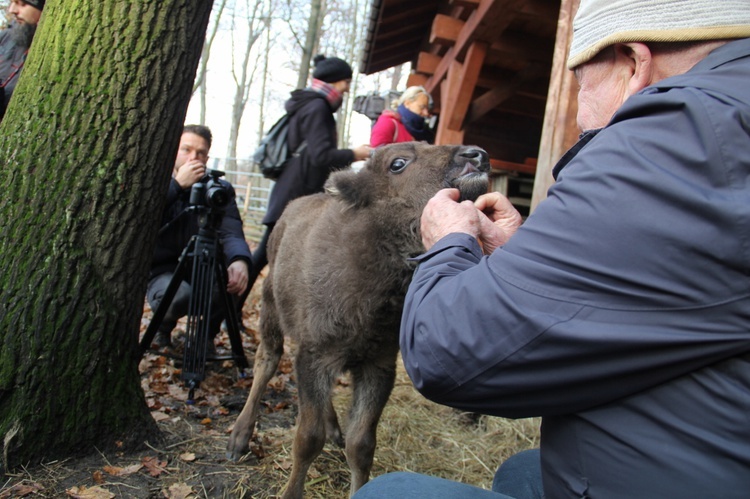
[{"x1": 457, "y1": 147, "x2": 490, "y2": 172}]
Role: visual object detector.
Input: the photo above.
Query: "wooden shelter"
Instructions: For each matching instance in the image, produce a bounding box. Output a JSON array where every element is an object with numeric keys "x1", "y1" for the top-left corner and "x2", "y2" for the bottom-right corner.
[{"x1": 360, "y1": 0, "x2": 581, "y2": 214}]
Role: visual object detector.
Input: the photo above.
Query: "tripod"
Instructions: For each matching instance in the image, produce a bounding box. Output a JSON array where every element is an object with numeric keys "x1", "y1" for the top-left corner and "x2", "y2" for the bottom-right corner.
[{"x1": 140, "y1": 209, "x2": 249, "y2": 402}]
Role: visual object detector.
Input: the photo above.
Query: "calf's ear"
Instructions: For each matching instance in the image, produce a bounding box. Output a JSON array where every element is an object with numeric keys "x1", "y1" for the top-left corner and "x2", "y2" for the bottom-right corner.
[{"x1": 325, "y1": 169, "x2": 376, "y2": 208}]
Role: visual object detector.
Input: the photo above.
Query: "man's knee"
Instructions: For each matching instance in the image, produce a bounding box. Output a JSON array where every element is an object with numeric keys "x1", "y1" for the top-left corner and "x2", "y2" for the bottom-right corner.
[{"x1": 492, "y1": 449, "x2": 543, "y2": 499}]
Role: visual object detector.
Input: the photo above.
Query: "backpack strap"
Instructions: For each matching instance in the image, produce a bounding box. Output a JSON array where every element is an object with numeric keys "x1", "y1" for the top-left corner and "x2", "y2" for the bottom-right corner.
[{"x1": 391, "y1": 118, "x2": 399, "y2": 142}]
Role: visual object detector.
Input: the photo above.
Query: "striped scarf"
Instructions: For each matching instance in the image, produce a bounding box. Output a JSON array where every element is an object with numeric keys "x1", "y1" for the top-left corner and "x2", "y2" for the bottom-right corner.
[{"x1": 310, "y1": 78, "x2": 343, "y2": 112}]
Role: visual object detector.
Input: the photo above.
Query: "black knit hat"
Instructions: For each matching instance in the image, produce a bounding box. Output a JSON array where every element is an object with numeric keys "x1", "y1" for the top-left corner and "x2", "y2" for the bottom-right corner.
[
  {"x1": 25, "y1": 0, "x2": 45, "y2": 10},
  {"x1": 311, "y1": 54, "x2": 353, "y2": 83}
]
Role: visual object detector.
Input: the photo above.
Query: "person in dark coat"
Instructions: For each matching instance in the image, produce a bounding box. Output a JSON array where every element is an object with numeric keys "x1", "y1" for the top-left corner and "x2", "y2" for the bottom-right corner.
[
  {"x1": 0, "y1": 0, "x2": 44, "y2": 122},
  {"x1": 147, "y1": 125, "x2": 252, "y2": 354},
  {"x1": 240, "y1": 54, "x2": 370, "y2": 306}
]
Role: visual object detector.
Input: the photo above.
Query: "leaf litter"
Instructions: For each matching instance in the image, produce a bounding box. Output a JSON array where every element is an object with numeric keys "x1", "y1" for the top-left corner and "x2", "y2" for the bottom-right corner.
[{"x1": 1, "y1": 274, "x2": 540, "y2": 498}]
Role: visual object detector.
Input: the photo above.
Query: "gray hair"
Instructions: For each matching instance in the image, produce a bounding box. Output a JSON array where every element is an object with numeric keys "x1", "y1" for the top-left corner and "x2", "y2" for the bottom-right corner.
[{"x1": 392, "y1": 86, "x2": 433, "y2": 110}]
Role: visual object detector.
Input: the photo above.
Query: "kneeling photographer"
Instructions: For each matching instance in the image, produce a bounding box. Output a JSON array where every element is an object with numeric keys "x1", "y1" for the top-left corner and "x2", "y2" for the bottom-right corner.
[{"x1": 147, "y1": 124, "x2": 252, "y2": 356}]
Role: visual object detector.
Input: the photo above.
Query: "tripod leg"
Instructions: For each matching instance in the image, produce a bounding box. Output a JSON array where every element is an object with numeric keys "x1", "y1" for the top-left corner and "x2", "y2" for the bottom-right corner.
[
  {"x1": 140, "y1": 239, "x2": 196, "y2": 354},
  {"x1": 181, "y1": 236, "x2": 216, "y2": 390},
  {"x1": 214, "y1": 259, "x2": 250, "y2": 370}
]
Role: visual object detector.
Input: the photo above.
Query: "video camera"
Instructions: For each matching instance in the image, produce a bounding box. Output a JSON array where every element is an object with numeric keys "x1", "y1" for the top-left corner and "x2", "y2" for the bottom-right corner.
[{"x1": 190, "y1": 168, "x2": 231, "y2": 211}]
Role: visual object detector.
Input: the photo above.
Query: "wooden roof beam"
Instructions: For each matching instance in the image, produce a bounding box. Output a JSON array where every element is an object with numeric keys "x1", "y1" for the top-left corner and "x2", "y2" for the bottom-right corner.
[
  {"x1": 415, "y1": 52, "x2": 443, "y2": 75},
  {"x1": 466, "y1": 63, "x2": 547, "y2": 124},
  {"x1": 450, "y1": 0, "x2": 481, "y2": 9},
  {"x1": 425, "y1": 0, "x2": 527, "y2": 94},
  {"x1": 430, "y1": 14, "x2": 465, "y2": 46},
  {"x1": 444, "y1": 41, "x2": 487, "y2": 131}
]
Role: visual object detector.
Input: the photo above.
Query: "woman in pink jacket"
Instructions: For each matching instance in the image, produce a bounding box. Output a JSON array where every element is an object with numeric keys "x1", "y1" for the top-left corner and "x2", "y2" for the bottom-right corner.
[{"x1": 369, "y1": 86, "x2": 433, "y2": 147}]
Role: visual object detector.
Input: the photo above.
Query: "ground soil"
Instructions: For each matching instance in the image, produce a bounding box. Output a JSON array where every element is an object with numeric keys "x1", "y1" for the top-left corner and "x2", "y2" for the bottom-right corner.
[
  {"x1": 0, "y1": 277, "x2": 540, "y2": 499},
  {"x1": 0, "y1": 290, "x2": 328, "y2": 499}
]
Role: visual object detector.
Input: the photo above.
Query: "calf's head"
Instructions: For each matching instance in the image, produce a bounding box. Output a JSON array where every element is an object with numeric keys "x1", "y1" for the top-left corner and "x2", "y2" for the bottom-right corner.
[{"x1": 326, "y1": 143, "x2": 490, "y2": 210}]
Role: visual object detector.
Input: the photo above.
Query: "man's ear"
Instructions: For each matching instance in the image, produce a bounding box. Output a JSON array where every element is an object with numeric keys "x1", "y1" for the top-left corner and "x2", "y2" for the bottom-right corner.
[{"x1": 616, "y1": 42, "x2": 654, "y2": 97}]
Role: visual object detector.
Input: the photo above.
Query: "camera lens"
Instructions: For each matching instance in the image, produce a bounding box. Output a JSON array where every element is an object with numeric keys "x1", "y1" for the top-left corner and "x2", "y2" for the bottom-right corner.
[{"x1": 206, "y1": 185, "x2": 230, "y2": 208}]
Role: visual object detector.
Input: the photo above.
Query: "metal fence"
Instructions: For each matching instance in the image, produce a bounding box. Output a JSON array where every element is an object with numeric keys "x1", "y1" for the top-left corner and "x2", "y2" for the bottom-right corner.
[{"x1": 209, "y1": 157, "x2": 272, "y2": 244}]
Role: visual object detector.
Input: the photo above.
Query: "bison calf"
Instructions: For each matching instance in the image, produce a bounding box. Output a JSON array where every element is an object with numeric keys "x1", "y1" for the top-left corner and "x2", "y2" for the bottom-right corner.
[{"x1": 227, "y1": 143, "x2": 490, "y2": 498}]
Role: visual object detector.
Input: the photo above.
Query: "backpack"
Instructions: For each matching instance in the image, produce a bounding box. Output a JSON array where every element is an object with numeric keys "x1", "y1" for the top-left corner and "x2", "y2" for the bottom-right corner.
[{"x1": 252, "y1": 113, "x2": 307, "y2": 180}]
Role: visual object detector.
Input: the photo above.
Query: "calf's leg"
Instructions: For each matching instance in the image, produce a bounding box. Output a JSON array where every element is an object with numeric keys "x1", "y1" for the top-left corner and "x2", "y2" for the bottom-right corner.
[
  {"x1": 226, "y1": 290, "x2": 284, "y2": 461},
  {"x1": 345, "y1": 356, "x2": 397, "y2": 496},
  {"x1": 281, "y1": 349, "x2": 335, "y2": 499}
]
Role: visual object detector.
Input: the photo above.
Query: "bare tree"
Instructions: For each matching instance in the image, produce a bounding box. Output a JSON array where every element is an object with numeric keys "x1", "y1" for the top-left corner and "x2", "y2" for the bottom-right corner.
[
  {"x1": 296, "y1": 0, "x2": 325, "y2": 89},
  {"x1": 194, "y1": 0, "x2": 229, "y2": 124},
  {"x1": 0, "y1": 0, "x2": 211, "y2": 470},
  {"x1": 224, "y1": 0, "x2": 270, "y2": 172}
]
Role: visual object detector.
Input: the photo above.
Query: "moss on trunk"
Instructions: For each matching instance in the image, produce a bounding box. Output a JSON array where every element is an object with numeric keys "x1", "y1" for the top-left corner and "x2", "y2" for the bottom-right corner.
[{"x1": 0, "y1": 0, "x2": 212, "y2": 470}]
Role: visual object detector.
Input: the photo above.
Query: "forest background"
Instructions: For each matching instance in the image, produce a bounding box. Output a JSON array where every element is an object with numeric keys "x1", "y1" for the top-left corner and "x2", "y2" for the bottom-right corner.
[{"x1": 3, "y1": 0, "x2": 402, "y2": 162}]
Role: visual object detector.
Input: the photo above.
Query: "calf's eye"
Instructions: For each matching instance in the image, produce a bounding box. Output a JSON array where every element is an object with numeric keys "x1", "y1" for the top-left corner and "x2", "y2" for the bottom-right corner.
[{"x1": 389, "y1": 158, "x2": 409, "y2": 173}]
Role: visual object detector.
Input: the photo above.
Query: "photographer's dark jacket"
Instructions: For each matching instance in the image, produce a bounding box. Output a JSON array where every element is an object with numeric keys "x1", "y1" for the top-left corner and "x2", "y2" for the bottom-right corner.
[
  {"x1": 0, "y1": 25, "x2": 29, "y2": 121},
  {"x1": 262, "y1": 89, "x2": 355, "y2": 225},
  {"x1": 401, "y1": 38, "x2": 750, "y2": 498},
  {"x1": 150, "y1": 178, "x2": 251, "y2": 280}
]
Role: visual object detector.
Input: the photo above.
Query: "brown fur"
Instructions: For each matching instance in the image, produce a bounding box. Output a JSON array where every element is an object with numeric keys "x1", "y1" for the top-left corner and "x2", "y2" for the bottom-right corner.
[{"x1": 227, "y1": 143, "x2": 490, "y2": 498}]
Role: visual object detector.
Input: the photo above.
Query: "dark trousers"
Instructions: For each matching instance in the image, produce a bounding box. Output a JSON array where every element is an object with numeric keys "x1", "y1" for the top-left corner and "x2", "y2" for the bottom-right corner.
[{"x1": 237, "y1": 222, "x2": 275, "y2": 314}]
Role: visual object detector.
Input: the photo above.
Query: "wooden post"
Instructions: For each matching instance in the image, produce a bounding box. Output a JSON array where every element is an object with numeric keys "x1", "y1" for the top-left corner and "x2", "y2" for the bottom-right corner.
[{"x1": 531, "y1": 0, "x2": 581, "y2": 212}]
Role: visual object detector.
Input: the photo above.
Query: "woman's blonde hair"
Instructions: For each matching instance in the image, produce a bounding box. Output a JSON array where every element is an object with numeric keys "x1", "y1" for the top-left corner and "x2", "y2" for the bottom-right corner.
[{"x1": 391, "y1": 86, "x2": 432, "y2": 110}]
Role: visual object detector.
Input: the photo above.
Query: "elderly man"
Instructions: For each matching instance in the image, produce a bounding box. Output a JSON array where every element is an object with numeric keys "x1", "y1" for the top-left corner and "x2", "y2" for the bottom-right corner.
[
  {"x1": 354, "y1": 1, "x2": 750, "y2": 498},
  {"x1": 0, "y1": 0, "x2": 44, "y2": 121}
]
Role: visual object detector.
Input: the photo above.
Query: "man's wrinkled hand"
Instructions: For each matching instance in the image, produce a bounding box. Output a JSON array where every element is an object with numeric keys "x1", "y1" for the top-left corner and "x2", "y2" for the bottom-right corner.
[
  {"x1": 420, "y1": 189, "x2": 481, "y2": 251},
  {"x1": 474, "y1": 192, "x2": 523, "y2": 254}
]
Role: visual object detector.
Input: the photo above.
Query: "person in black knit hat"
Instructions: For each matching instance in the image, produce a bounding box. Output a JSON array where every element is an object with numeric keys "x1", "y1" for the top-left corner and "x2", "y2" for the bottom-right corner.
[
  {"x1": 1, "y1": 0, "x2": 45, "y2": 121},
  {"x1": 237, "y1": 55, "x2": 371, "y2": 315}
]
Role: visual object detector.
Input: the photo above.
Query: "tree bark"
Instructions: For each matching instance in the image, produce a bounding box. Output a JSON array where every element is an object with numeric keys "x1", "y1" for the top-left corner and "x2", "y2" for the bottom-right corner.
[{"x1": 0, "y1": 0, "x2": 212, "y2": 471}]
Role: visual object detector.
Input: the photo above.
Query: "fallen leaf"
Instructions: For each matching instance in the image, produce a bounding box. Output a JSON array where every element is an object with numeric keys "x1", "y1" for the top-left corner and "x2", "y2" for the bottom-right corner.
[
  {"x1": 165, "y1": 483, "x2": 194, "y2": 499},
  {"x1": 141, "y1": 456, "x2": 168, "y2": 477},
  {"x1": 200, "y1": 417, "x2": 212, "y2": 425},
  {"x1": 151, "y1": 411, "x2": 170, "y2": 422},
  {"x1": 65, "y1": 485, "x2": 115, "y2": 498},
  {"x1": 0, "y1": 482, "x2": 44, "y2": 498},
  {"x1": 103, "y1": 463, "x2": 143, "y2": 477},
  {"x1": 178, "y1": 452, "x2": 196, "y2": 462},
  {"x1": 92, "y1": 470, "x2": 104, "y2": 484}
]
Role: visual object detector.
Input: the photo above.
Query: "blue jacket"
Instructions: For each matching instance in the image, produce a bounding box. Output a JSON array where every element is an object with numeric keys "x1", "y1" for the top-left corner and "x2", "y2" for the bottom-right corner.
[{"x1": 401, "y1": 38, "x2": 750, "y2": 498}]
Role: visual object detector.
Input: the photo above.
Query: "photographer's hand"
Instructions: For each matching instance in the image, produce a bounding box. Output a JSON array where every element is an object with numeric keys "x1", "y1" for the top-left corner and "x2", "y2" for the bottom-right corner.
[
  {"x1": 227, "y1": 260, "x2": 249, "y2": 295},
  {"x1": 174, "y1": 159, "x2": 206, "y2": 189}
]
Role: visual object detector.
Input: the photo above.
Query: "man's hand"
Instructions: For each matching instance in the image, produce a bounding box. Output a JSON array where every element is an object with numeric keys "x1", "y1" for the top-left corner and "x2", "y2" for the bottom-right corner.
[
  {"x1": 174, "y1": 159, "x2": 206, "y2": 189},
  {"x1": 421, "y1": 189, "x2": 482, "y2": 251},
  {"x1": 474, "y1": 192, "x2": 523, "y2": 254},
  {"x1": 420, "y1": 189, "x2": 523, "y2": 254},
  {"x1": 227, "y1": 260, "x2": 249, "y2": 295}
]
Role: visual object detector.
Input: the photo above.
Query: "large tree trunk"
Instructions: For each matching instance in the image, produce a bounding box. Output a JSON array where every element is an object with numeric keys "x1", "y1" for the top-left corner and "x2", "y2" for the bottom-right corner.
[{"x1": 0, "y1": 0, "x2": 212, "y2": 471}]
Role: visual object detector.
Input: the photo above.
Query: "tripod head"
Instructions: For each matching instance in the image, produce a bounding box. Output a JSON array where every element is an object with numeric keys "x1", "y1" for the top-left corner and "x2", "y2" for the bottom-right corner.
[{"x1": 190, "y1": 169, "x2": 231, "y2": 231}]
